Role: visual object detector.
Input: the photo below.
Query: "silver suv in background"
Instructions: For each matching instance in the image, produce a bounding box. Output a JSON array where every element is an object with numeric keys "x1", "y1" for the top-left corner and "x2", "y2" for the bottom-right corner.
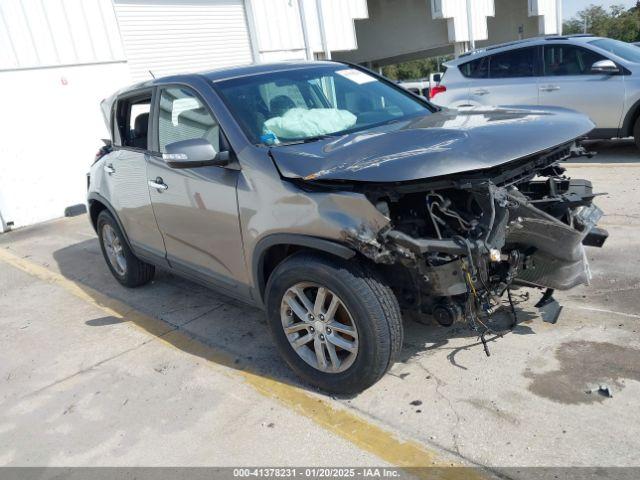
[{"x1": 432, "y1": 35, "x2": 640, "y2": 148}]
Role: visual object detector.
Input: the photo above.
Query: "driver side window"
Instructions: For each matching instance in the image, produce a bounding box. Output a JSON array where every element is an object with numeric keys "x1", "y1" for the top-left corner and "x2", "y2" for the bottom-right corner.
[
  {"x1": 544, "y1": 45, "x2": 607, "y2": 76},
  {"x1": 158, "y1": 87, "x2": 220, "y2": 153}
]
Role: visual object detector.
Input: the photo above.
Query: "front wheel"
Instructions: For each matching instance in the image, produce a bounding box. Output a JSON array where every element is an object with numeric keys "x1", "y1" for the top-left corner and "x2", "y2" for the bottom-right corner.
[
  {"x1": 265, "y1": 252, "x2": 403, "y2": 394},
  {"x1": 634, "y1": 116, "x2": 640, "y2": 150},
  {"x1": 97, "y1": 210, "x2": 155, "y2": 288}
]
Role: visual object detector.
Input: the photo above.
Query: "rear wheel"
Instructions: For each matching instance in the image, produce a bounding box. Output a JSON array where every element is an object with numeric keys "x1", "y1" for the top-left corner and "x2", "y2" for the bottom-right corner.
[
  {"x1": 634, "y1": 116, "x2": 640, "y2": 150},
  {"x1": 97, "y1": 210, "x2": 155, "y2": 288},
  {"x1": 265, "y1": 252, "x2": 403, "y2": 394}
]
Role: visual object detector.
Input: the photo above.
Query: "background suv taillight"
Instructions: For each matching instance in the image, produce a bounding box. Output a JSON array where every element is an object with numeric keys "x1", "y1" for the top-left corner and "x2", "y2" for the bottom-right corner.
[{"x1": 429, "y1": 84, "x2": 447, "y2": 99}]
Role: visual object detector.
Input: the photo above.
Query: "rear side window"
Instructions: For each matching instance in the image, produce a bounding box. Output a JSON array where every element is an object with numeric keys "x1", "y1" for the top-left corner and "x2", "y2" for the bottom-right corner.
[
  {"x1": 489, "y1": 47, "x2": 538, "y2": 78},
  {"x1": 460, "y1": 56, "x2": 489, "y2": 79},
  {"x1": 544, "y1": 45, "x2": 607, "y2": 76},
  {"x1": 460, "y1": 47, "x2": 538, "y2": 79},
  {"x1": 158, "y1": 87, "x2": 220, "y2": 153},
  {"x1": 114, "y1": 92, "x2": 152, "y2": 149}
]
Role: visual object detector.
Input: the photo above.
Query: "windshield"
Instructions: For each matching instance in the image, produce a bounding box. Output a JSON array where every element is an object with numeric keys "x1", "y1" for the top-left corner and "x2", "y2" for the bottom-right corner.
[
  {"x1": 589, "y1": 38, "x2": 640, "y2": 63},
  {"x1": 214, "y1": 65, "x2": 432, "y2": 145}
]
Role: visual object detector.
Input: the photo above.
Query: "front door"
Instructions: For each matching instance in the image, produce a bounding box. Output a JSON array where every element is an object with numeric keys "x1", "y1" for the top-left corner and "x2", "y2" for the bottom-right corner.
[
  {"x1": 107, "y1": 90, "x2": 166, "y2": 260},
  {"x1": 146, "y1": 85, "x2": 247, "y2": 297},
  {"x1": 539, "y1": 44, "x2": 626, "y2": 131}
]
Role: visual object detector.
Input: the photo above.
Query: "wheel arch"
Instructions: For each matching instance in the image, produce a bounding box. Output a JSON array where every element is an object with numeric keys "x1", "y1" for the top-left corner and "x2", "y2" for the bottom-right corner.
[
  {"x1": 87, "y1": 193, "x2": 133, "y2": 251},
  {"x1": 252, "y1": 234, "x2": 356, "y2": 306},
  {"x1": 622, "y1": 97, "x2": 640, "y2": 137}
]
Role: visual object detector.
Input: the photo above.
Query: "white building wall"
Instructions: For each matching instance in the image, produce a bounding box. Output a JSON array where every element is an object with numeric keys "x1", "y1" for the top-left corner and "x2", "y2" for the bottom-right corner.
[
  {"x1": 248, "y1": 0, "x2": 368, "y2": 61},
  {"x1": 0, "y1": 63, "x2": 131, "y2": 229},
  {"x1": 0, "y1": 0, "x2": 126, "y2": 68},
  {"x1": 431, "y1": 0, "x2": 495, "y2": 44},
  {"x1": 528, "y1": 0, "x2": 560, "y2": 35},
  {"x1": 250, "y1": 0, "x2": 308, "y2": 60},
  {"x1": 112, "y1": 0, "x2": 254, "y2": 81},
  {"x1": 309, "y1": 0, "x2": 368, "y2": 52},
  {"x1": 0, "y1": 0, "x2": 130, "y2": 231}
]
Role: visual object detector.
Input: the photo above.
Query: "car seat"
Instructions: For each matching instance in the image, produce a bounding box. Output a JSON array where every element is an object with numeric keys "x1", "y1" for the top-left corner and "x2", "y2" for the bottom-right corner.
[
  {"x1": 130, "y1": 113, "x2": 149, "y2": 149},
  {"x1": 270, "y1": 95, "x2": 296, "y2": 118}
]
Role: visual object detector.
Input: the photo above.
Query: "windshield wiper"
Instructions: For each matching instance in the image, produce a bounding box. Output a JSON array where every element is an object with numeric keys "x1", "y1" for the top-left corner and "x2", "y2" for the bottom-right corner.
[{"x1": 273, "y1": 134, "x2": 336, "y2": 147}]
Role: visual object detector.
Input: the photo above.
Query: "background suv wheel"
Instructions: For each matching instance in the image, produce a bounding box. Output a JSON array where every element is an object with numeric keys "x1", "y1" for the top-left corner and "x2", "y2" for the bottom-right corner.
[
  {"x1": 634, "y1": 116, "x2": 640, "y2": 150},
  {"x1": 265, "y1": 252, "x2": 403, "y2": 394},
  {"x1": 97, "y1": 210, "x2": 155, "y2": 288}
]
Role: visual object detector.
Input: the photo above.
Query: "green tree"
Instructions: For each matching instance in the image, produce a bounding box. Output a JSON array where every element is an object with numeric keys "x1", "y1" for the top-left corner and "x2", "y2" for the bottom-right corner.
[
  {"x1": 563, "y1": 3, "x2": 640, "y2": 42},
  {"x1": 382, "y1": 57, "x2": 450, "y2": 81}
]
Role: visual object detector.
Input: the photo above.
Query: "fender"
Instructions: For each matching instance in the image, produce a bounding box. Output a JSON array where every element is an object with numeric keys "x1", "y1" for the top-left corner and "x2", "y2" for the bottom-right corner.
[
  {"x1": 87, "y1": 192, "x2": 133, "y2": 252},
  {"x1": 622, "y1": 97, "x2": 640, "y2": 137},
  {"x1": 252, "y1": 233, "x2": 356, "y2": 305}
]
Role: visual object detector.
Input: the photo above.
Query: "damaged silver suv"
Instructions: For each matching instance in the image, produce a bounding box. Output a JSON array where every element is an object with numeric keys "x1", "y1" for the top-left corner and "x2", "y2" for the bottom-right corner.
[{"x1": 88, "y1": 61, "x2": 607, "y2": 394}]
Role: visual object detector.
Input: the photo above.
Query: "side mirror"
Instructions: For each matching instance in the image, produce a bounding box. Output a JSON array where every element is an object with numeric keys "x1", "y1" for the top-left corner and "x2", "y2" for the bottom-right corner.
[
  {"x1": 163, "y1": 138, "x2": 231, "y2": 169},
  {"x1": 591, "y1": 59, "x2": 620, "y2": 74}
]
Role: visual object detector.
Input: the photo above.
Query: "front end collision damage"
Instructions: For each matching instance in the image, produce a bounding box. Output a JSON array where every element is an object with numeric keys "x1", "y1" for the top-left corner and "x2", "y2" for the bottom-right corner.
[{"x1": 308, "y1": 142, "x2": 608, "y2": 349}]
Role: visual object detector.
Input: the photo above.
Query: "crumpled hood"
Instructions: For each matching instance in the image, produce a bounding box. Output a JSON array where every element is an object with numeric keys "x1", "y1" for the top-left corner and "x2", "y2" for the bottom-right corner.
[{"x1": 269, "y1": 106, "x2": 595, "y2": 183}]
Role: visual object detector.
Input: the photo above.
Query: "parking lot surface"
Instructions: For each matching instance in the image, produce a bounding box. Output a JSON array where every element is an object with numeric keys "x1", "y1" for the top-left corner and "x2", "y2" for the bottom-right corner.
[{"x1": 1, "y1": 140, "x2": 639, "y2": 474}]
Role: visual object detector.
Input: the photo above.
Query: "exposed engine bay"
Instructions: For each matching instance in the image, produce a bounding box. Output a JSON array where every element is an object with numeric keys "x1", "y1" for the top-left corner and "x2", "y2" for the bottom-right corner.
[{"x1": 337, "y1": 141, "x2": 608, "y2": 353}]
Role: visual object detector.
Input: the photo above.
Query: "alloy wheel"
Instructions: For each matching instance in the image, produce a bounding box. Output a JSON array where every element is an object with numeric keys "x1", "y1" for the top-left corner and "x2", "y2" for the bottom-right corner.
[
  {"x1": 280, "y1": 282, "x2": 359, "y2": 373},
  {"x1": 102, "y1": 224, "x2": 127, "y2": 276}
]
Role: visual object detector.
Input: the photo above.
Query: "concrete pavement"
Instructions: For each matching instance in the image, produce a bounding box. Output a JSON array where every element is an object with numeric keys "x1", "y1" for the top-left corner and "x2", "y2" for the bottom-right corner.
[{"x1": 0, "y1": 140, "x2": 639, "y2": 473}]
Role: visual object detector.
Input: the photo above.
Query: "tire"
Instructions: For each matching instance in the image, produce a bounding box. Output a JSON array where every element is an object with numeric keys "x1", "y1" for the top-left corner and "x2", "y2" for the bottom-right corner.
[
  {"x1": 634, "y1": 116, "x2": 640, "y2": 150},
  {"x1": 265, "y1": 252, "x2": 403, "y2": 394},
  {"x1": 96, "y1": 210, "x2": 155, "y2": 288}
]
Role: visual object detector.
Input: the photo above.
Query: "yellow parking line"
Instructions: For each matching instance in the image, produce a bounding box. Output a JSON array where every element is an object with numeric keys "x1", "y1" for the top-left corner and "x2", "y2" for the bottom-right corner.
[{"x1": 0, "y1": 247, "x2": 486, "y2": 479}]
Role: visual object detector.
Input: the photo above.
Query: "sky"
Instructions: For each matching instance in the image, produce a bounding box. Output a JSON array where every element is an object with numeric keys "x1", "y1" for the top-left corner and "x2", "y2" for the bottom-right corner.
[{"x1": 564, "y1": 0, "x2": 637, "y2": 19}]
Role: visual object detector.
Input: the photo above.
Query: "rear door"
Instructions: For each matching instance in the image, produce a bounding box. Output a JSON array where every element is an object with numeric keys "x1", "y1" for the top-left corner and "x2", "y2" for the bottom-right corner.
[
  {"x1": 467, "y1": 47, "x2": 540, "y2": 107},
  {"x1": 107, "y1": 90, "x2": 167, "y2": 260},
  {"x1": 146, "y1": 85, "x2": 248, "y2": 298},
  {"x1": 539, "y1": 44, "x2": 625, "y2": 131}
]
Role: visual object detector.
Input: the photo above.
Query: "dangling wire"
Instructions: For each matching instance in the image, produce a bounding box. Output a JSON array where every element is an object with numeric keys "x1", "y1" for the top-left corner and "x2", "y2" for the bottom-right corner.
[{"x1": 461, "y1": 257, "x2": 504, "y2": 357}]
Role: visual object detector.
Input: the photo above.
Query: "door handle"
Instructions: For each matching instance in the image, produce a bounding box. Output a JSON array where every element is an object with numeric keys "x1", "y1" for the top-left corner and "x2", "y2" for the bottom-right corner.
[
  {"x1": 540, "y1": 85, "x2": 561, "y2": 92},
  {"x1": 148, "y1": 177, "x2": 168, "y2": 192},
  {"x1": 104, "y1": 164, "x2": 115, "y2": 175},
  {"x1": 472, "y1": 88, "x2": 489, "y2": 96}
]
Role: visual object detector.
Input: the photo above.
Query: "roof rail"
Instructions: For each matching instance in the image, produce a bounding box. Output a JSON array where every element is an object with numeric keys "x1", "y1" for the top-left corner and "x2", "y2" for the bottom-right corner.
[
  {"x1": 458, "y1": 37, "x2": 540, "y2": 57},
  {"x1": 486, "y1": 38, "x2": 537, "y2": 51},
  {"x1": 458, "y1": 49, "x2": 483, "y2": 58},
  {"x1": 545, "y1": 33, "x2": 595, "y2": 40}
]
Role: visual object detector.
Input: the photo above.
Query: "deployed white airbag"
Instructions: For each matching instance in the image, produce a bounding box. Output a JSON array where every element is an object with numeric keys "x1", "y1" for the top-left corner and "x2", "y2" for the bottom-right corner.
[{"x1": 264, "y1": 108, "x2": 357, "y2": 139}]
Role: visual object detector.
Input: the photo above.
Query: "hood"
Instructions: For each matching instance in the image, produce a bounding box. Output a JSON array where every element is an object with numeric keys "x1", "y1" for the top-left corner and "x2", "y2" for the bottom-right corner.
[{"x1": 269, "y1": 106, "x2": 594, "y2": 183}]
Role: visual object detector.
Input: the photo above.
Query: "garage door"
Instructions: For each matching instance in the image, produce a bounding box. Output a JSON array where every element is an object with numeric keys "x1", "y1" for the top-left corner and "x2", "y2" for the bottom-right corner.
[{"x1": 113, "y1": 0, "x2": 254, "y2": 82}]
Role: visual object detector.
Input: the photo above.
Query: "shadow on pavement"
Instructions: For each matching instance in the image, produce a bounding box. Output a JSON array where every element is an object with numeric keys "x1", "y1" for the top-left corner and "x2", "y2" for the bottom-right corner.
[
  {"x1": 85, "y1": 316, "x2": 126, "y2": 326},
  {"x1": 566, "y1": 139, "x2": 639, "y2": 164},
  {"x1": 52, "y1": 238, "x2": 544, "y2": 397}
]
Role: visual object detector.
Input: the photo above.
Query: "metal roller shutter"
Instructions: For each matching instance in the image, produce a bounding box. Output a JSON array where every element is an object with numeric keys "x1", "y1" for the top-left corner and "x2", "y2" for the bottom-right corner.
[{"x1": 113, "y1": 0, "x2": 254, "y2": 82}]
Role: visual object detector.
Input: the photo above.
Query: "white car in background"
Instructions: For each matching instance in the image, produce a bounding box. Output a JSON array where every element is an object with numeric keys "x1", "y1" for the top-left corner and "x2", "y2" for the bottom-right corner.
[
  {"x1": 431, "y1": 35, "x2": 640, "y2": 148},
  {"x1": 399, "y1": 73, "x2": 442, "y2": 98}
]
